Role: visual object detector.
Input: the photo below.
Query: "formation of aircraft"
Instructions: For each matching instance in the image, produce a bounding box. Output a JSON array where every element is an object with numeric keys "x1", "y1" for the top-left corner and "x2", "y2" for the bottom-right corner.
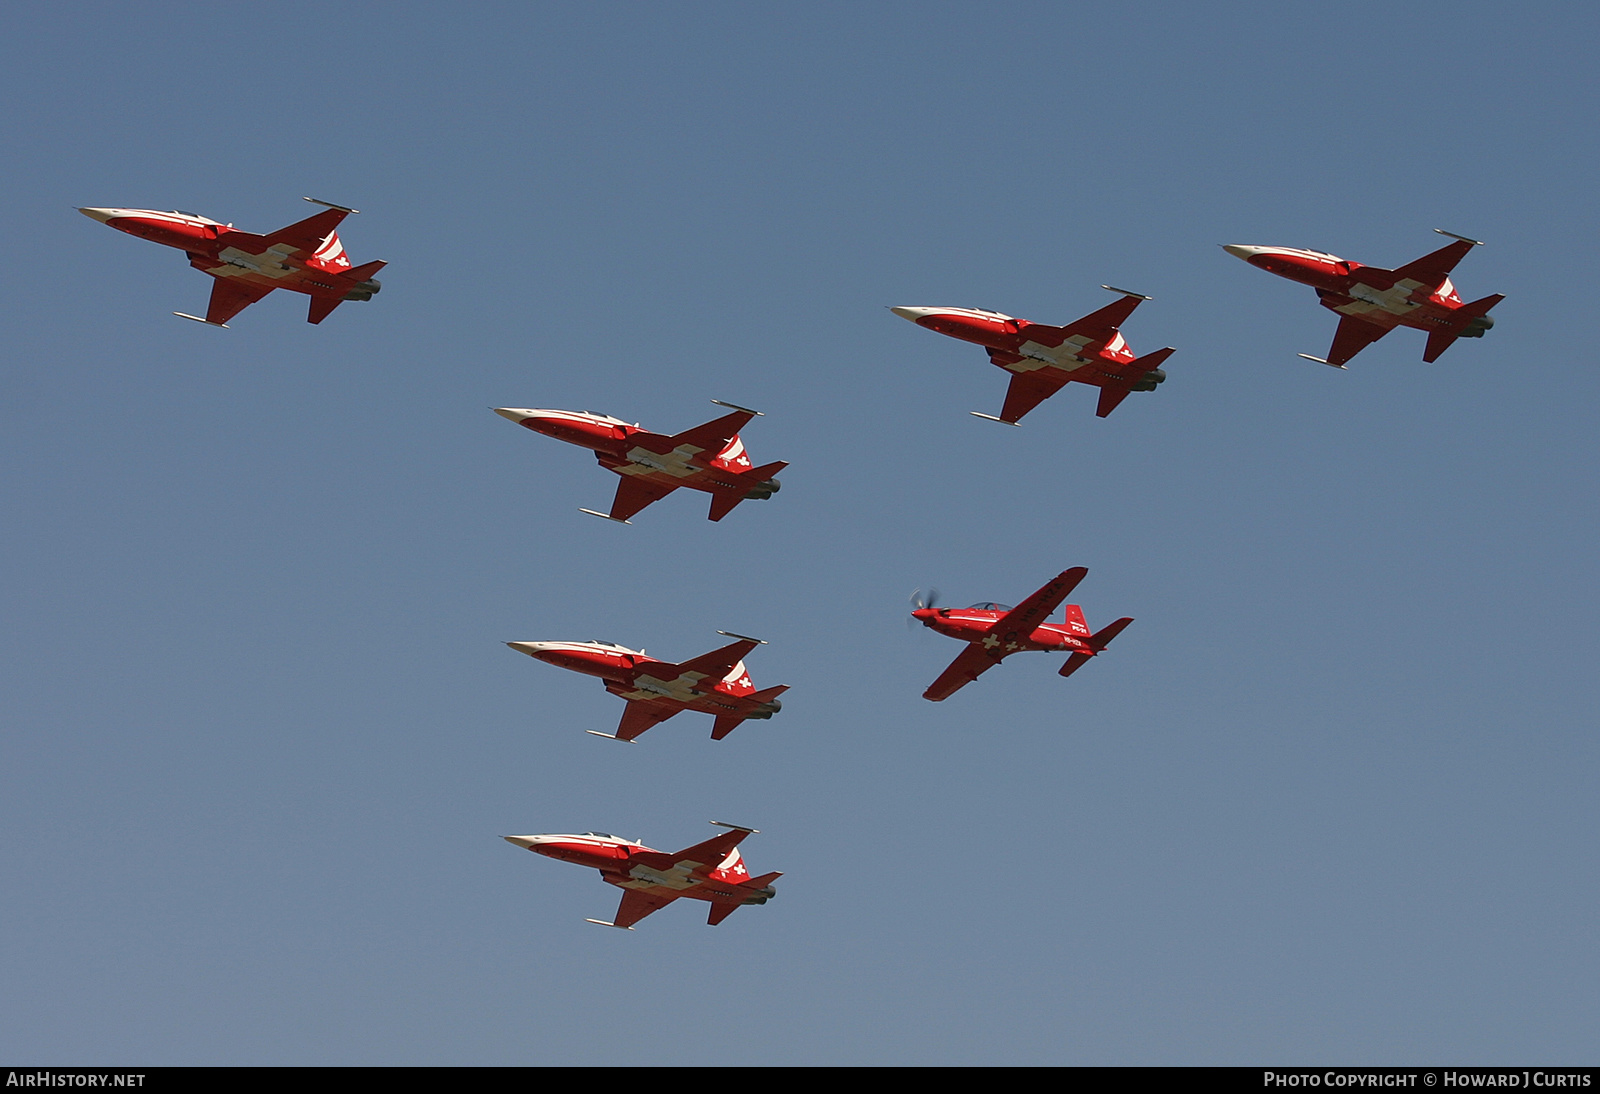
[
  {"x1": 505, "y1": 821, "x2": 780, "y2": 929},
  {"x1": 1223, "y1": 230, "x2": 1504, "y2": 368},
  {"x1": 891, "y1": 288, "x2": 1175, "y2": 423},
  {"x1": 506, "y1": 633, "x2": 788, "y2": 742},
  {"x1": 78, "y1": 197, "x2": 384, "y2": 327},
  {"x1": 912, "y1": 567, "x2": 1132, "y2": 702},
  {"x1": 494, "y1": 401, "x2": 785, "y2": 524},
  {"x1": 81, "y1": 199, "x2": 1506, "y2": 930}
]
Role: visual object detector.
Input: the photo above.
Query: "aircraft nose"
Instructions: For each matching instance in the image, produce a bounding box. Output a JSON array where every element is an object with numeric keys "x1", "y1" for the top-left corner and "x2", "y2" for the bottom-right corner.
[
  {"x1": 493, "y1": 408, "x2": 531, "y2": 423},
  {"x1": 1222, "y1": 244, "x2": 1266, "y2": 260},
  {"x1": 889, "y1": 306, "x2": 935, "y2": 322},
  {"x1": 79, "y1": 207, "x2": 122, "y2": 224},
  {"x1": 507, "y1": 641, "x2": 551, "y2": 657}
]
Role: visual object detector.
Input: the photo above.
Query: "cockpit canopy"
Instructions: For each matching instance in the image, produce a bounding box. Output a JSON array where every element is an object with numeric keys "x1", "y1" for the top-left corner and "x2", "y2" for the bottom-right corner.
[{"x1": 966, "y1": 602, "x2": 1013, "y2": 611}]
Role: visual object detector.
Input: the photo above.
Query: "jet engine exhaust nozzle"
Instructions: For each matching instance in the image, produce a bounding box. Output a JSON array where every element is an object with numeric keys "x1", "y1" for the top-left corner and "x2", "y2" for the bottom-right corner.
[{"x1": 1131, "y1": 368, "x2": 1167, "y2": 392}]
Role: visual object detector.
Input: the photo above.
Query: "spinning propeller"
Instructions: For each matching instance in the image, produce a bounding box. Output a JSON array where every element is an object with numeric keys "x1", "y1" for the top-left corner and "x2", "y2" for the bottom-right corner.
[{"x1": 908, "y1": 587, "x2": 942, "y2": 629}]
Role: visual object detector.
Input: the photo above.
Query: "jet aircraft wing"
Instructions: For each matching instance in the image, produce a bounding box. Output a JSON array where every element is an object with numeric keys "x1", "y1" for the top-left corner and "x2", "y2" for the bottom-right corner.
[
  {"x1": 660, "y1": 409, "x2": 757, "y2": 454},
  {"x1": 663, "y1": 826, "x2": 752, "y2": 871},
  {"x1": 670, "y1": 637, "x2": 762, "y2": 682},
  {"x1": 258, "y1": 207, "x2": 350, "y2": 254},
  {"x1": 203, "y1": 279, "x2": 274, "y2": 326},
  {"x1": 607, "y1": 889, "x2": 679, "y2": 929},
  {"x1": 923, "y1": 642, "x2": 1003, "y2": 702},
  {"x1": 1050, "y1": 293, "x2": 1146, "y2": 342},
  {"x1": 998, "y1": 371, "x2": 1069, "y2": 423},
  {"x1": 1323, "y1": 314, "x2": 1393, "y2": 367},
  {"x1": 1388, "y1": 238, "x2": 1477, "y2": 288},
  {"x1": 606, "y1": 476, "x2": 678, "y2": 522},
  {"x1": 614, "y1": 698, "x2": 683, "y2": 741},
  {"x1": 992, "y1": 567, "x2": 1090, "y2": 636}
]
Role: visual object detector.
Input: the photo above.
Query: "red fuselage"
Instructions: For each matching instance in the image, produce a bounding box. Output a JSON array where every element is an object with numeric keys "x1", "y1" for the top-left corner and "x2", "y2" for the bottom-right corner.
[
  {"x1": 79, "y1": 207, "x2": 379, "y2": 304},
  {"x1": 1223, "y1": 244, "x2": 1491, "y2": 338},
  {"x1": 894, "y1": 306, "x2": 1146, "y2": 386},
  {"x1": 912, "y1": 606, "x2": 1094, "y2": 656},
  {"x1": 506, "y1": 640, "x2": 783, "y2": 722},
  {"x1": 504, "y1": 833, "x2": 778, "y2": 908},
  {"x1": 494, "y1": 408, "x2": 783, "y2": 517}
]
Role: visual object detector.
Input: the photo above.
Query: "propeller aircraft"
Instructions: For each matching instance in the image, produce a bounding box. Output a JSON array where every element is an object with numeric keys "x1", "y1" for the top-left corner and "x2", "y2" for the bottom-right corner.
[
  {"x1": 1223, "y1": 230, "x2": 1504, "y2": 368},
  {"x1": 890, "y1": 287, "x2": 1175, "y2": 423},
  {"x1": 504, "y1": 821, "x2": 780, "y2": 930},
  {"x1": 912, "y1": 567, "x2": 1132, "y2": 701},
  {"x1": 506, "y1": 633, "x2": 787, "y2": 742},
  {"x1": 78, "y1": 197, "x2": 384, "y2": 327}
]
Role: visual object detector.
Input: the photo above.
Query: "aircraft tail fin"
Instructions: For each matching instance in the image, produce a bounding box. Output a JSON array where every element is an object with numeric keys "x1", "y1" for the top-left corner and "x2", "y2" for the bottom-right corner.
[
  {"x1": 1061, "y1": 604, "x2": 1091, "y2": 638},
  {"x1": 1060, "y1": 617, "x2": 1132, "y2": 678}
]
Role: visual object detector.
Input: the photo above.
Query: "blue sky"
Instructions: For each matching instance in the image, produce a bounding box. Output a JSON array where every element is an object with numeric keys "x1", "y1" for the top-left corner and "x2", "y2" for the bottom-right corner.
[{"x1": 2, "y1": 2, "x2": 1596, "y2": 1065}]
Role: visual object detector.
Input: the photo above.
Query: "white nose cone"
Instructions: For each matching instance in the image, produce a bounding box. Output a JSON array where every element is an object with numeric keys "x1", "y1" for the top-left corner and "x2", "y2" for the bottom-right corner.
[
  {"x1": 493, "y1": 408, "x2": 532, "y2": 423},
  {"x1": 890, "y1": 306, "x2": 939, "y2": 322},
  {"x1": 79, "y1": 207, "x2": 127, "y2": 224},
  {"x1": 507, "y1": 641, "x2": 552, "y2": 656},
  {"x1": 503, "y1": 835, "x2": 545, "y2": 850},
  {"x1": 1222, "y1": 244, "x2": 1270, "y2": 260}
]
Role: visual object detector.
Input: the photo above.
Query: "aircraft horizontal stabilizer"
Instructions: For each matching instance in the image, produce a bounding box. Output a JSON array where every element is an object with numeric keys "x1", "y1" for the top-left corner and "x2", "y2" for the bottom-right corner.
[
  {"x1": 307, "y1": 295, "x2": 344, "y2": 325},
  {"x1": 1058, "y1": 652, "x2": 1093, "y2": 678},
  {"x1": 1090, "y1": 617, "x2": 1134, "y2": 651},
  {"x1": 708, "y1": 493, "x2": 744, "y2": 522},
  {"x1": 1423, "y1": 294, "x2": 1503, "y2": 362},
  {"x1": 1095, "y1": 384, "x2": 1133, "y2": 418}
]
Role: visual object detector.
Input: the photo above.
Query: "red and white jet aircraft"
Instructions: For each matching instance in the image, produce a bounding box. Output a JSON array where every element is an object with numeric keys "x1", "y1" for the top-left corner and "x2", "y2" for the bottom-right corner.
[
  {"x1": 78, "y1": 197, "x2": 385, "y2": 327},
  {"x1": 912, "y1": 567, "x2": 1132, "y2": 701},
  {"x1": 505, "y1": 821, "x2": 780, "y2": 929},
  {"x1": 507, "y1": 632, "x2": 788, "y2": 741},
  {"x1": 1223, "y1": 230, "x2": 1504, "y2": 368},
  {"x1": 891, "y1": 288, "x2": 1175, "y2": 423},
  {"x1": 494, "y1": 401, "x2": 786, "y2": 524}
]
